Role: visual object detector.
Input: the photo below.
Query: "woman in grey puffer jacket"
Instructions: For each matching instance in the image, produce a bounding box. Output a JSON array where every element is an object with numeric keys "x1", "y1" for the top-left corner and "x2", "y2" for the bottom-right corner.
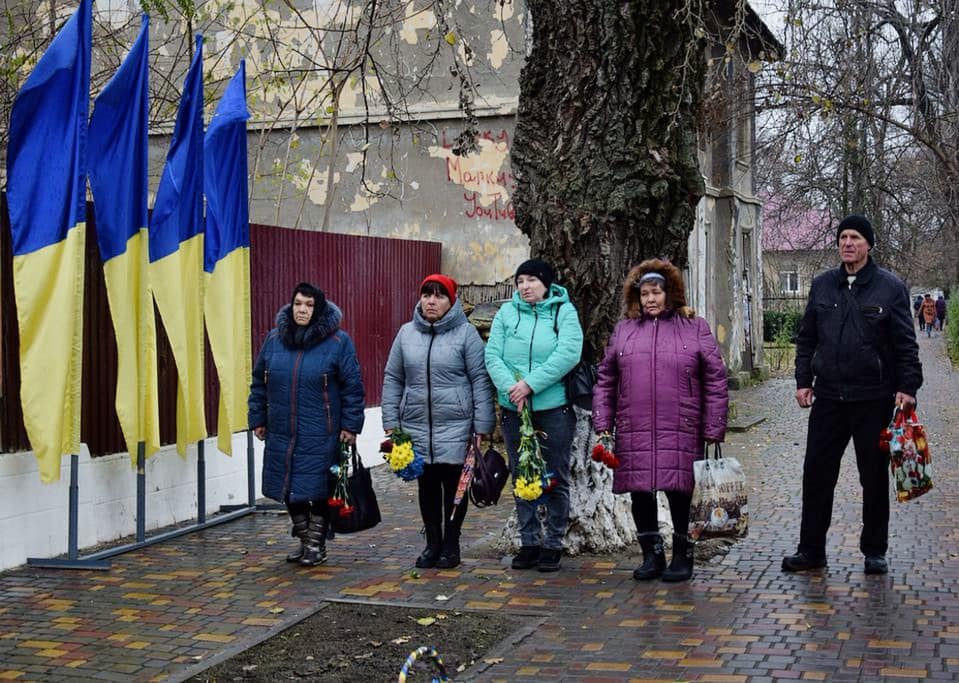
[{"x1": 382, "y1": 274, "x2": 495, "y2": 569}]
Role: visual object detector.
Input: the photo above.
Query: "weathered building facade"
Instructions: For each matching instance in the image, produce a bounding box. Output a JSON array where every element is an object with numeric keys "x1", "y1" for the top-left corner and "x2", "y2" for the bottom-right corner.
[{"x1": 5, "y1": 0, "x2": 779, "y2": 377}]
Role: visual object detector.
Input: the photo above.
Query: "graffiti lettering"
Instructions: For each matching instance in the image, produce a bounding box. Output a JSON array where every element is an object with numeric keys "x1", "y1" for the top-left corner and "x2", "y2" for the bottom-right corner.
[
  {"x1": 440, "y1": 128, "x2": 510, "y2": 150},
  {"x1": 464, "y1": 192, "x2": 515, "y2": 221},
  {"x1": 445, "y1": 155, "x2": 516, "y2": 190}
]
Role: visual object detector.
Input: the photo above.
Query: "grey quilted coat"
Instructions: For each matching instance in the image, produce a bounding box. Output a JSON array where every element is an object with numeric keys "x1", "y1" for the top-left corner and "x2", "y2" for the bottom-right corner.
[{"x1": 381, "y1": 300, "x2": 495, "y2": 465}]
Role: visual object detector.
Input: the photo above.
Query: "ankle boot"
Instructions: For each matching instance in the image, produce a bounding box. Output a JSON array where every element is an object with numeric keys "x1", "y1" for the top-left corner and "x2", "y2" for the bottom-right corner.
[
  {"x1": 662, "y1": 534, "x2": 694, "y2": 582},
  {"x1": 300, "y1": 515, "x2": 329, "y2": 566},
  {"x1": 286, "y1": 510, "x2": 310, "y2": 563},
  {"x1": 633, "y1": 532, "x2": 666, "y2": 581},
  {"x1": 415, "y1": 522, "x2": 443, "y2": 569},
  {"x1": 436, "y1": 532, "x2": 461, "y2": 569}
]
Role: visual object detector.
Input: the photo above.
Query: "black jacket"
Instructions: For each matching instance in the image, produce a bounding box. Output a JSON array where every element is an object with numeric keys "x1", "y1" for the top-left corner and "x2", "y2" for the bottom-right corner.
[{"x1": 795, "y1": 257, "x2": 922, "y2": 402}]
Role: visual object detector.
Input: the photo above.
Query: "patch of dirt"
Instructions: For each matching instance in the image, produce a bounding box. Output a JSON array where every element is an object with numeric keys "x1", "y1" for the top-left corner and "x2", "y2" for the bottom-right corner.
[{"x1": 188, "y1": 601, "x2": 529, "y2": 682}]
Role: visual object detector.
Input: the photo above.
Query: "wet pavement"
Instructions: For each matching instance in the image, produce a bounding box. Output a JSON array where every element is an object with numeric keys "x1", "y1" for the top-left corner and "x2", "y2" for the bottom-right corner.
[{"x1": 0, "y1": 331, "x2": 957, "y2": 682}]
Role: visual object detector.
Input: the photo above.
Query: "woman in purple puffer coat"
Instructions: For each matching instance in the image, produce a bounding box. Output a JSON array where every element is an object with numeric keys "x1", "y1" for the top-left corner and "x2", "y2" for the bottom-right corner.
[{"x1": 592, "y1": 259, "x2": 728, "y2": 583}]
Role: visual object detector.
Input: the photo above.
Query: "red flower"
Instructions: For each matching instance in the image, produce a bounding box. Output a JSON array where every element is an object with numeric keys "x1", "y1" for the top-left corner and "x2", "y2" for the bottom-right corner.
[
  {"x1": 327, "y1": 497, "x2": 344, "y2": 508},
  {"x1": 543, "y1": 478, "x2": 557, "y2": 493},
  {"x1": 380, "y1": 439, "x2": 394, "y2": 453},
  {"x1": 591, "y1": 444, "x2": 605, "y2": 462},
  {"x1": 339, "y1": 505, "x2": 354, "y2": 517}
]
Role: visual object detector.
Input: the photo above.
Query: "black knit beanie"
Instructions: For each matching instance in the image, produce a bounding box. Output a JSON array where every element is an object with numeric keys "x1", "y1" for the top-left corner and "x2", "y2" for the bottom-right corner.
[
  {"x1": 836, "y1": 215, "x2": 875, "y2": 248},
  {"x1": 514, "y1": 258, "x2": 555, "y2": 290}
]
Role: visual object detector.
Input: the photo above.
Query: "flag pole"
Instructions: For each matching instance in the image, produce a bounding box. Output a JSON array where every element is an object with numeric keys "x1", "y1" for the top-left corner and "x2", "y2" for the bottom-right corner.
[
  {"x1": 68, "y1": 454, "x2": 79, "y2": 559},
  {"x1": 197, "y1": 438, "x2": 206, "y2": 523},
  {"x1": 247, "y1": 430, "x2": 255, "y2": 507},
  {"x1": 136, "y1": 441, "x2": 145, "y2": 542}
]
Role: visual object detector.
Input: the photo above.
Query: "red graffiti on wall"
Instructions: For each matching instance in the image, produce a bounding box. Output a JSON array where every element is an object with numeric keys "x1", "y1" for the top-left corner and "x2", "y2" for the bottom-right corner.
[
  {"x1": 437, "y1": 129, "x2": 515, "y2": 221},
  {"x1": 464, "y1": 192, "x2": 515, "y2": 221},
  {"x1": 440, "y1": 129, "x2": 510, "y2": 150}
]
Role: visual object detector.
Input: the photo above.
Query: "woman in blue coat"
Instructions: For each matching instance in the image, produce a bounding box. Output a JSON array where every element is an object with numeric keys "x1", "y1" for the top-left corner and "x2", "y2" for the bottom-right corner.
[{"x1": 249, "y1": 282, "x2": 365, "y2": 566}]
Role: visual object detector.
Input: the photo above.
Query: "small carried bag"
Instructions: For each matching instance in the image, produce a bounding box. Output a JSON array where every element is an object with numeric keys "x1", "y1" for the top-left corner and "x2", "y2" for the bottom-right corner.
[
  {"x1": 468, "y1": 439, "x2": 510, "y2": 507},
  {"x1": 330, "y1": 445, "x2": 382, "y2": 534},
  {"x1": 880, "y1": 405, "x2": 933, "y2": 502},
  {"x1": 688, "y1": 443, "x2": 748, "y2": 541},
  {"x1": 563, "y1": 361, "x2": 597, "y2": 410}
]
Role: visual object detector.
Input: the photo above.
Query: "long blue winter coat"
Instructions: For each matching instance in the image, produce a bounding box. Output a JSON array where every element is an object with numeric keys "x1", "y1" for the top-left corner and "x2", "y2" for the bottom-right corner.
[{"x1": 248, "y1": 302, "x2": 366, "y2": 504}]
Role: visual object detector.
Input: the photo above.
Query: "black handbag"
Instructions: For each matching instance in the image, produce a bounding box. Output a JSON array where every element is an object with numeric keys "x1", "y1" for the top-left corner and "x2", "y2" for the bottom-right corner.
[
  {"x1": 468, "y1": 440, "x2": 509, "y2": 507},
  {"x1": 330, "y1": 445, "x2": 382, "y2": 534},
  {"x1": 563, "y1": 361, "x2": 597, "y2": 410}
]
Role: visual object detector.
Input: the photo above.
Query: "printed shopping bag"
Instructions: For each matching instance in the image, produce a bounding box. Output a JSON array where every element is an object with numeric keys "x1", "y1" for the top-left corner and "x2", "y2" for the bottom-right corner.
[
  {"x1": 880, "y1": 405, "x2": 933, "y2": 502},
  {"x1": 688, "y1": 443, "x2": 748, "y2": 541}
]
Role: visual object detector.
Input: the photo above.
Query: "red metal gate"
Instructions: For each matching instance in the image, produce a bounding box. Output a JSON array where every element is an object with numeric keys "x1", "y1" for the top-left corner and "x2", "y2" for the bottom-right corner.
[{"x1": 0, "y1": 195, "x2": 441, "y2": 455}]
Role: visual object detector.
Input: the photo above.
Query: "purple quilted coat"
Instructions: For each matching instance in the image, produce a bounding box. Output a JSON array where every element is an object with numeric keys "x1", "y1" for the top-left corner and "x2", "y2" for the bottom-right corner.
[{"x1": 592, "y1": 312, "x2": 729, "y2": 494}]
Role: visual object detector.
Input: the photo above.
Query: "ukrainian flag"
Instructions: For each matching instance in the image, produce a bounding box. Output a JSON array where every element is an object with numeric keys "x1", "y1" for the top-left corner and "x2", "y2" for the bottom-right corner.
[
  {"x1": 88, "y1": 16, "x2": 160, "y2": 465},
  {"x1": 204, "y1": 62, "x2": 252, "y2": 456},
  {"x1": 149, "y1": 35, "x2": 206, "y2": 457},
  {"x1": 5, "y1": 0, "x2": 91, "y2": 483}
]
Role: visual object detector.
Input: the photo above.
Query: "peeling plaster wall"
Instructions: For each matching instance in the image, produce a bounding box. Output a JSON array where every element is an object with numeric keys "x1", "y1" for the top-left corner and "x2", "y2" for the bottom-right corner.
[{"x1": 148, "y1": 114, "x2": 528, "y2": 285}]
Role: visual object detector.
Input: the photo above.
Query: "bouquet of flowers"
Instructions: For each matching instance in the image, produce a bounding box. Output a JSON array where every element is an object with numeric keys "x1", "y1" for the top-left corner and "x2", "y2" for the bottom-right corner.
[
  {"x1": 327, "y1": 442, "x2": 355, "y2": 518},
  {"x1": 514, "y1": 399, "x2": 555, "y2": 501},
  {"x1": 591, "y1": 431, "x2": 620, "y2": 470},
  {"x1": 380, "y1": 429, "x2": 425, "y2": 481}
]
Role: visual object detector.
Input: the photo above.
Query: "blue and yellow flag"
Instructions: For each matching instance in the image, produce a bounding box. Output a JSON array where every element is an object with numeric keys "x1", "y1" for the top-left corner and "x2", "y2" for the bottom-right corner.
[
  {"x1": 88, "y1": 16, "x2": 160, "y2": 465},
  {"x1": 149, "y1": 35, "x2": 206, "y2": 456},
  {"x1": 5, "y1": 0, "x2": 91, "y2": 483},
  {"x1": 204, "y1": 62, "x2": 251, "y2": 456}
]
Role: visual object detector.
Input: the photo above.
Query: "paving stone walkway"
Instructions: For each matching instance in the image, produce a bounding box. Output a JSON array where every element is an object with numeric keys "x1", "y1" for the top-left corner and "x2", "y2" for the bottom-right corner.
[{"x1": 1, "y1": 331, "x2": 957, "y2": 682}]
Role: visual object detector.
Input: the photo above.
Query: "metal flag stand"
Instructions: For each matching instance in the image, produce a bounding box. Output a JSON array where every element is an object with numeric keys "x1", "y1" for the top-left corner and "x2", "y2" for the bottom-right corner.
[{"x1": 26, "y1": 432, "x2": 259, "y2": 570}]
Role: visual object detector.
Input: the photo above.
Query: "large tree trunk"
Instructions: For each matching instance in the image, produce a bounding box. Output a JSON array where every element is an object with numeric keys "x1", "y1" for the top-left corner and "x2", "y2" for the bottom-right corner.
[
  {"x1": 505, "y1": 2, "x2": 707, "y2": 554},
  {"x1": 512, "y1": 1, "x2": 706, "y2": 360}
]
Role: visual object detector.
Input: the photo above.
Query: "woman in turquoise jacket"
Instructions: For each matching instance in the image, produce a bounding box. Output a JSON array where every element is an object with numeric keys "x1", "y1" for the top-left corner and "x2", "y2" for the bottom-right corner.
[{"x1": 485, "y1": 258, "x2": 583, "y2": 572}]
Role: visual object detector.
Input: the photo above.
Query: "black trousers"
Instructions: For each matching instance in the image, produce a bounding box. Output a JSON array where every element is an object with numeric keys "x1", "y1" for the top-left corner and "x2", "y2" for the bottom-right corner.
[
  {"x1": 417, "y1": 463, "x2": 467, "y2": 537},
  {"x1": 631, "y1": 490, "x2": 692, "y2": 537},
  {"x1": 798, "y1": 396, "x2": 894, "y2": 558}
]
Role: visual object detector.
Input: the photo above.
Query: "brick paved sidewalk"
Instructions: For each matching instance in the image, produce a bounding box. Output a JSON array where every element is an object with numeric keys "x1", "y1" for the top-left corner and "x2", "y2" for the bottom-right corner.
[{"x1": 1, "y1": 333, "x2": 958, "y2": 682}]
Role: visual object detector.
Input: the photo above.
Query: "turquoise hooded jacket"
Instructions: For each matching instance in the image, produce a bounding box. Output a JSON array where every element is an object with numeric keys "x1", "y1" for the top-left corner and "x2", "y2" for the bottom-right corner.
[{"x1": 484, "y1": 284, "x2": 583, "y2": 411}]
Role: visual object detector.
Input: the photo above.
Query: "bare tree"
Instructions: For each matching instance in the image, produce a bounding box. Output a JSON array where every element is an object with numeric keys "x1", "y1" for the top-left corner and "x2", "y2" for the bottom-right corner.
[{"x1": 756, "y1": 0, "x2": 959, "y2": 287}]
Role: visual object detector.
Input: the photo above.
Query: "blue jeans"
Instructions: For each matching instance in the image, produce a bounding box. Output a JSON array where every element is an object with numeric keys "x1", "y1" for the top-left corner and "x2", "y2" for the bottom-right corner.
[{"x1": 501, "y1": 405, "x2": 576, "y2": 550}]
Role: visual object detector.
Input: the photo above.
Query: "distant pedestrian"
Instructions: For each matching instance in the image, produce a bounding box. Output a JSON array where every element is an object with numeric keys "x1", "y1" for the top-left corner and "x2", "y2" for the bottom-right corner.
[
  {"x1": 935, "y1": 295, "x2": 947, "y2": 330},
  {"x1": 914, "y1": 294, "x2": 924, "y2": 331},
  {"x1": 381, "y1": 274, "x2": 495, "y2": 570},
  {"x1": 921, "y1": 294, "x2": 936, "y2": 337},
  {"x1": 249, "y1": 282, "x2": 366, "y2": 567},
  {"x1": 485, "y1": 258, "x2": 583, "y2": 573},
  {"x1": 592, "y1": 259, "x2": 728, "y2": 583},
  {"x1": 784, "y1": 215, "x2": 922, "y2": 576}
]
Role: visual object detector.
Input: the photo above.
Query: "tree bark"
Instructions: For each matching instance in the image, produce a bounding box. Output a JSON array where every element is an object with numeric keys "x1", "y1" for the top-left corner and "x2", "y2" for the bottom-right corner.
[
  {"x1": 506, "y1": 1, "x2": 707, "y2": 554},
  {"x1": 512, "y1": 1, "x2": 706, "y2": 360}
]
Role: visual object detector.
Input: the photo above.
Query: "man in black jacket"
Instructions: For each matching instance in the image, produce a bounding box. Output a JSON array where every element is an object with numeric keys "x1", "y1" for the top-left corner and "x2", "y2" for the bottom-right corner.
[{"x1": 782, "y1": 215, "x2": 922, "y2": 575}]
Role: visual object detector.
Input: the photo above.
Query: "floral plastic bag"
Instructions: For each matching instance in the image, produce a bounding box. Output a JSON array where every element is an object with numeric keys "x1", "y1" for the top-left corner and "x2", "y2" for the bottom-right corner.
[
  {"x1": 688, "y1": 443, "x2": 748, "y2": 541},
  {"x1": 880, "y1": 405, "x2": 933, "y2": 502}
]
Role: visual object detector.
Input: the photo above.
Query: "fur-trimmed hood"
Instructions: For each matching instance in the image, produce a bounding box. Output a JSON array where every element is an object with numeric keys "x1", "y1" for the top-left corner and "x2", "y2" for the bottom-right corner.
[
  {"x1": 623, "y1": 259, "x2": 695, "y2": 320},
  {"x1": 276, "y1": 301, "x2": 343, "y2": 349}
]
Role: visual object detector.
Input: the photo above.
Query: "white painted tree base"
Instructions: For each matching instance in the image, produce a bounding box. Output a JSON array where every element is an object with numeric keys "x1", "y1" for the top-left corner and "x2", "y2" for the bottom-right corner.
[{"x1": 494, "y1": 407, "x2": 674, "y2": 555}]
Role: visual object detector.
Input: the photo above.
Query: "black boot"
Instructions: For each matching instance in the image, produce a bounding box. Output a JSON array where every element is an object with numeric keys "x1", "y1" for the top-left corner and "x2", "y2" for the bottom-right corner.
[
  {"x1": 662, "y1": 534, "x2": 694, "y2": 582},
  {"x1": 633, "y1": 532, "x2": 666, "y2": 581},
  {"x1": 436, "y1": 528, "x2": 461, "y2": 569},
  {"x1": 286, "y1": 510, "x2": 310, "y2": 563},
  {"x1": 415, "y1": 522, "x2": 443, "y2": 569},
  {"x1": 300, "y1": 515, "x2": 329, "y2": 566},
  {"x1": 436, "y1": 489, "x2": 465, "y2": 569}
]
